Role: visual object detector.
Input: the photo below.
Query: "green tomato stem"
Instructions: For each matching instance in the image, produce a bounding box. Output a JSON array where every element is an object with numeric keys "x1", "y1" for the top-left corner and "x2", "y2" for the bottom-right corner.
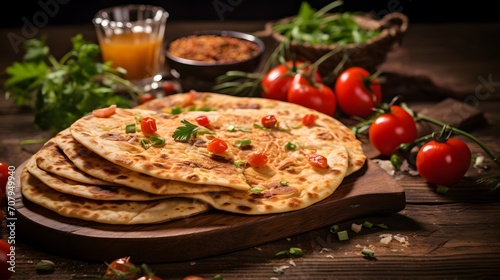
[{"x1": 401, "y1": 102, "x2": 500, "y2": 169}]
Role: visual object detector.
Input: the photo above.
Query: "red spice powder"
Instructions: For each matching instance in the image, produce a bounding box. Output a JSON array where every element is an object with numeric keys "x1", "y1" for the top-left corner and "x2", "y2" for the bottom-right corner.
[{"x1": 168, "y1": 35, "x2": 260, "y2": 63}]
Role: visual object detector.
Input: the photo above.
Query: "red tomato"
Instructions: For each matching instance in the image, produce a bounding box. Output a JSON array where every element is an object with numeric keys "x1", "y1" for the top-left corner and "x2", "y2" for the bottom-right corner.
[
  {"x1": 104, "y1": 257, "x2": 140, "y2": 279},
  {"x1": 163, "y1": 81, "x2": 176, "y2": 95},
  {"x1": 334, "y1": 67, "x2": 382, "y2": 118},
  {"x1": 308, "y1": 154, "x2": 329, "y2": 168},
  {"x1": 369, "y1": 105, "x2": 417, "y2": 157},
  {"x1": 0, "y1": 249, "x2": 13, "y2": 280},
  {"x1": 302, "y1": 114, "x2": 318, "y2": 127},
  {"x1": 207, "y1": 138, "x2": 228, "y2": 154},
  {"x1": 195, "y1": 115, "x2": 210, "y2": 127},
  {"x1": 139, "y1": 93, "x2": 156, "y2": 104},
  {"x1": 248, "y1": 151, "x2": 268, "y2": 167},
  {"x1": 141, "y1": 117, "x2": 158, "y2": 135},
  {"x1": 287, "y1": 73, "x2": 337, "y2": 116},
  {"x1": 416, "y1": 137, "x2": 471, "y2": 186},
  {"x1": 261, "y1": 115, "x2": 277, "y2": 128},
  {"x1": 261, "y1": 61, "x2": 321, "y2": 101},
  {"x1": 0, "y1": 162, "x2": 8, "y2": 195},
  {"x1": 92, "y1": 104, "x2": 117, "y2": 118}
]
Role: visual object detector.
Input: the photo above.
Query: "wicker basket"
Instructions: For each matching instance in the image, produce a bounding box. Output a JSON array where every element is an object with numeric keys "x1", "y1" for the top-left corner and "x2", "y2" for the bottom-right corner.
[{"x1": 265, "y1": 12, "x2": 408, "y2": 77}]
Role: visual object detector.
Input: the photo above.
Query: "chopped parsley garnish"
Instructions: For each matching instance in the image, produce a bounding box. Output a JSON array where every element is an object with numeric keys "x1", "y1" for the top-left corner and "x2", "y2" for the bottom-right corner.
[{"x1": 172, "y1": 119, "x2": 213, "y2": 142}]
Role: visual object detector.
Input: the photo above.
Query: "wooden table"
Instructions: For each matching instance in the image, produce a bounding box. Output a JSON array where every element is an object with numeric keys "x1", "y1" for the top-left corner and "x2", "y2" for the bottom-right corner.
[{"x1": 1, "y1": 19, "x2": 500, "y2": 279}]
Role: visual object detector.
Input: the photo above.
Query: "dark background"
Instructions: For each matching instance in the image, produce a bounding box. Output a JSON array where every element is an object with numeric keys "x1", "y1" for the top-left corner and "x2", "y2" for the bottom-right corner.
[{"x1": 1, "y1": 0, "x2": 498, "y2": 28}]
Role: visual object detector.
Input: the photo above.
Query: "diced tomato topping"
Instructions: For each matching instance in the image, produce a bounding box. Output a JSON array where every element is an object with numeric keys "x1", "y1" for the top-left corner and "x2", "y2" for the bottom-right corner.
[
  {"x1": 139, "y1": 93, "x2": 156, "y2": 104},
  {"x1": 308, "y1": 154, "x2": 328, "y2": 168},
  {"x1": 302, "y1": 114, "x2": 318, "y2": 127},
  {"x1": 195, "y1": 115, "x2": 210, "y2": 127},
  {"x1": 261, "y1": 115, "x2": 277, "y2": 128},
  {"x1": 207, "y1": 138, "x2": 228, "y2": 154},
  {"x1": 248, "y1": 151, "x2": 268, "y2": 167},
  {"x1": 141, "y1": 117, "x2": 157, "y2": 135},
  {"x1": 92, "y1": 104, "x2": 116, "y2": 118}
]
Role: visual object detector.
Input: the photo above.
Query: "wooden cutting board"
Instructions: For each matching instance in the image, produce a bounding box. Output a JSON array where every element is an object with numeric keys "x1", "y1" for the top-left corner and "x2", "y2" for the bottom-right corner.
[{"x1": 14, "y1": 159, "x2": 404, "y2": 263}]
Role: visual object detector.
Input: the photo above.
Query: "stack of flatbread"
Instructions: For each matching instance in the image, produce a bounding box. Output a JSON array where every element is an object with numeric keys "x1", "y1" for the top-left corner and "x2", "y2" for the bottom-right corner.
[{"x1": 20, "y1": 92, "x2": 366, "y2": 225}]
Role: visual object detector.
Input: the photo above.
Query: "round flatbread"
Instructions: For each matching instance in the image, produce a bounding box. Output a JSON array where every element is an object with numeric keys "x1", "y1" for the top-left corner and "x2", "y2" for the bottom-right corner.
[
  {"x1": 21, "y1": 165, "x2": 210, "y2": 225},
  {"x1": 181, "y1": 141, "x2": 348, "y2": 214},
  {"x1": 55, "y1": 128, "x2": 233, "y2": 195},
  {"x1": 136, "y1": 91, "x2": 365, "y2": 176},
  {"x1": 70, "y1": 107, "x2": 349, "y2": 195},
  {"x1": 27, "y1": 156, "x2": 169, "y2": 201},
  {"x1": 34, "y1": 138, "x2": 116, "y2": 186}
]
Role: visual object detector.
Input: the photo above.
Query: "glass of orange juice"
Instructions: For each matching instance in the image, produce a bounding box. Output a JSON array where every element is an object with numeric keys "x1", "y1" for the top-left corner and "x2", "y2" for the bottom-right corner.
[{"x1": 93, "y1": 5, "x2": 169, "y2": 82}]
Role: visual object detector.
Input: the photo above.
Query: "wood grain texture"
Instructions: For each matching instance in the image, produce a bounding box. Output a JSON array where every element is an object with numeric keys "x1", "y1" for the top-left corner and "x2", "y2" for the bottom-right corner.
[{"x1": 14, "y1": 160, "x2": 405, "y2": 263}]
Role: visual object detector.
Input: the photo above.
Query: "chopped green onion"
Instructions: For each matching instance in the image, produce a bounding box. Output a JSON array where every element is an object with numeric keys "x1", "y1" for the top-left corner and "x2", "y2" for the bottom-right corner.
[
  {"x1": 234, "y1": 161, "x2": 246, "y2": 168},
  {"x1": 171, "y1": 106, "x2": 182, "y2": 114},
  {"x1": 276, "y1": 247, "x2": 303, "y2": 257},
  {"x1": 329, "y1": 224, "x2": 340, "y2": 233},
  {"x1": 235, "y1": 139, "x2": 252, "y2": 147},
  {"x1": 227, "y1": 124, "x2": 251, "y2": 132},
  {"x1": 280, "y1": 180, "x2": 289, "y2": 186},
  {"x1": 436, "y1": 185, "x2": 449, "y2": 194},
  {"x1": 250, "y1": 187, "x2": 263, "y2": 194},
  {"x1": 375, "y1": 223, "x2": 389, "y2": 229},
  {"x1": 285, "y1": 142, "x2": 297, "y2": 150},
  {"x1": 212, "y1": 275, "x2": 223, "y2": 280},
  {"x1": 361, "y1": 248, "x2": 375, "y2": 258},
  {"x1": 253, "y1": 123, "x2": 271, "y2": 131},
  {"x1": 150, "y1": 136, "x2": 165, "y2": 146},
  {"x1": 337, "y1": 230, "x2": 349, "y2": 241},
  {"x1": 140, "y1": 139, "x2": 151, "y2": 149},
  {"x1": 362, "y1": 221, "x2": 374, "y2": 229},
  {"x1": 134, "y1": 114, "x2": 143, "y2": 122},
  {"x1": 35, "y1": 259, "x2": 55, "y2": 272},
  {"x1": 125, "y1": 123, "x2": 136, "y2": 133}
]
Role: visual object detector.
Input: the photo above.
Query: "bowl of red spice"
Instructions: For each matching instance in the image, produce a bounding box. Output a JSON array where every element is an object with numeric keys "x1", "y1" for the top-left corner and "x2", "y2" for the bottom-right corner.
[{"x1": 165, "y1": 30, "x2": 265, "y2": 91}]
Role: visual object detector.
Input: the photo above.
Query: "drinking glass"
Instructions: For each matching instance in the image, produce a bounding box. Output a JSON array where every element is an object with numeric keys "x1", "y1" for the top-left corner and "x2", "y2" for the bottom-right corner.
[{"x1": 93, "y1": 5, "x2": 169, "y2": 83}]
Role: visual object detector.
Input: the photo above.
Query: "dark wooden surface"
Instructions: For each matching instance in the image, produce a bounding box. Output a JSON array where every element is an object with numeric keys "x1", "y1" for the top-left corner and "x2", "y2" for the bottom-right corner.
[{"x1": 1, "y1": 19, "x2": 500, "y2": 279}]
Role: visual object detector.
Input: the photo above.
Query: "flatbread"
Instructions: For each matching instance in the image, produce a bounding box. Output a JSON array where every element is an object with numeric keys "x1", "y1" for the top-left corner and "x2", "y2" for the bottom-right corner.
[
  {"x1": 55, "y1": 128, "x2": 233, "y2": 195},
  {"x1": 182, "y1": 142, "x2": 348, "y2": 214},
  {"x1": 70, "y1": 107, "x2": 349, "y2": 192},
  {"x1": 135, "y1": 91, "x2": 365, "y2": 176},
  {"x1": 34, "y1": 138, "x2": 116, "y2": 186},
  {"x1": 27, "y1": 156, "x2": 169, "y2": 201},
  {"x1": 21, "y1": 165, "x2": 210, "y2": 225}
]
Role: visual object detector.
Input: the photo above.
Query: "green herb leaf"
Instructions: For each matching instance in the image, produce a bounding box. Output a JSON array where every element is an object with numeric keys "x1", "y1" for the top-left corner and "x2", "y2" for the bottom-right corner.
[{"x1": 172, "y1": 119, "x2": 210, "y2": 142}]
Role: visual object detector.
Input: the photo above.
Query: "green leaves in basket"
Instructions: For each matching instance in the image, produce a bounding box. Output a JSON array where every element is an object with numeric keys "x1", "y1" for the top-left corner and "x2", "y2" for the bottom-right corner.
[{"x1": 272, "y1": 0, "x2": 380, "y2": 45}]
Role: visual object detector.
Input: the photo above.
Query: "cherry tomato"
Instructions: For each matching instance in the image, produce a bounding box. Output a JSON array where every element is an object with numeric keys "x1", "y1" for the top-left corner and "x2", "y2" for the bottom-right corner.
[
  {"x1": 261, "y1": 61, "x2": 321, "y2": 101},
  {"x1": 287, "y1": 73, "x2": 337, "y2": 116},
  {"x1": 195, "y1": 115, "x2": 210, "y2": 127},
  {"x1": 261, "y1": 115, "x2": 277, "y2": 128},
  {"x1": 104, "y1": 257, "x2": 140, "y2": 279},
  {"x1": 416, "y1": 137, "x2": 471, "y2": 186},
  {"x1": 248, "y1": 151, "x2": 269, "y2": 167},
  {"x1": 92, "y1": 104, "x2": 117, "y2": 118},
  {"x1": 334, "y1": 67, "x2": 382, "y2": 118},
  {"x1": 139, "y1": 93, "x2": 156, "y2": 104},
  {"x1": 0, "y1": 249, "x2": 13, "y2": 280},
  {"x1": 163, "y1": 81, "x2": 176, "y2": 95},
  {"x1": 308, "y1": 154, "x2": 329, "y2": 169},
  {"x1": 0, "y1": 162, "x2": 8, "y2": 195},
  {"x1": 141, "y1": 117, "x2": 158, "y2": 135},
  {"x1": 302, "y1": 114, "x2": 318, "y2": 127},
  {"x1": 369, "y1": 105, "x2": 417, "y2": 157},
  {"x1": 207, "y1": 138, "x2": 228, "y2": 154}
]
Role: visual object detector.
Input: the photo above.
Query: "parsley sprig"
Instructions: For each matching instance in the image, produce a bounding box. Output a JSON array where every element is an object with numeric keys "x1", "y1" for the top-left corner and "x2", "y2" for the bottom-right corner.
[
  {"x1": 172, "y1": 119, "x2": 214, "y2": 142},
  {"x1": 4, "y1": 34, "x2": 141, "y2": 133}
]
